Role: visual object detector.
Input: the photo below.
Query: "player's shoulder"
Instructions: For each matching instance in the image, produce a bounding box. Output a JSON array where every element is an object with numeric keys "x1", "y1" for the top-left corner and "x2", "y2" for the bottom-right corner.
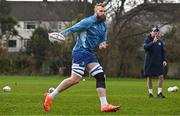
[
  {"x1": 82, "y1": 15, "x2": 97, "y2": 23},
  {"x1": 144, "y1": 35, "x2": 151, "y2": 42},
  {"x1": 104, "y1": 22, "x2": 108, "y2": 29},
  {"x1": 144, "y1": 35, "x2": 149, "y2": 40}
]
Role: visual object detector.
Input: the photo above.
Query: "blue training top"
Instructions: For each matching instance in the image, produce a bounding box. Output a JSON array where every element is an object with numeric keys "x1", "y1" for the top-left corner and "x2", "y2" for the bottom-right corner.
[{"x1": 60, "y1": 15, "x2": 108, "y2": 53}]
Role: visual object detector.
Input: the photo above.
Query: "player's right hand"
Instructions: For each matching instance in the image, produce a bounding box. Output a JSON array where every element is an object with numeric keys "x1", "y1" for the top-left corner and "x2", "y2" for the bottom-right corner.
[
  {"x1": 153, "y1": 36, "x2": 158, "y2": 43},
  {"x1": 99, "y1": 42, "x2": 108, "y2": 49}
]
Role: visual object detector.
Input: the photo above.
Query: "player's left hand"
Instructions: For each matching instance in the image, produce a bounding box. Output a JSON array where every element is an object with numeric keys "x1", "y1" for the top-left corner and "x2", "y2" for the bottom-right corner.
[
  {"x1": 99, "y1": 42, "x2": 108, "y2": 49},
  {"x1": 163, "y1": 61, "x2": 167, "y2": 67}
]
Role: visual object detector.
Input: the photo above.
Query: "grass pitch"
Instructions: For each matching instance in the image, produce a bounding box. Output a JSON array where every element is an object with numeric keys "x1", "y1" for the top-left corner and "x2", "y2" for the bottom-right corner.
[{"x1": 0, "y1": 75, "x2": 180, "y2": 115}]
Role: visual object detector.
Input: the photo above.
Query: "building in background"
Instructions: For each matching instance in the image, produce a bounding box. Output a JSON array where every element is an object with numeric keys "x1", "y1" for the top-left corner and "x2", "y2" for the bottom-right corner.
[{"x1": 0, "y1": 0, "x2": 93, "y2": 52}]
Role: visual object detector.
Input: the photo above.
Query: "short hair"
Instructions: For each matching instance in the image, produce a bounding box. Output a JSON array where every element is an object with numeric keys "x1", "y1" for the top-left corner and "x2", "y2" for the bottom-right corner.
[{"x1": 94, "y1": 3, "x2": 105, "y2": 12}]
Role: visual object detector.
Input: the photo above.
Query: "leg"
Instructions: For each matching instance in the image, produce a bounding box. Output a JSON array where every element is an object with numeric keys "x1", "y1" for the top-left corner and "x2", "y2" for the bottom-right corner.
[
  {"x1": 88, "y1": 63, "x2": 120, "y2": 112},
  {"x1": 44, "y1": 69, "x2": 83, "y2": 112},
  {"x1": 147, "y1": 77, "x2": 153, "y2": 89},
  {"x1": 88, "y1": 63, "x2": 106, "y2": 97},
  {"x1": 147, "y1": 77, "x2": 153, "y2": 97},
  {"x1": 55, "y1": 73, "x2": 81, "y2": 93},
  {"x1": 157, "y1": 75, "x2": 165, "y2": 98},
  {"x1": 157, "y1": 75, "x2": 164, "y2": 88}
]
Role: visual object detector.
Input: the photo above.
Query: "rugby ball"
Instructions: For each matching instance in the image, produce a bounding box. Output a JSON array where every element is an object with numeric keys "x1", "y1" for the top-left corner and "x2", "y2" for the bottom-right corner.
[
  {"x1": 173, "y1": 86, "x2": 179, "y2": 91},
  {"x1": 167, "y1": 87, "x2": 173, "y2": 92},
  {"x1": 167, "y1": 86, "x2": 179, "y2": 92},
  {"x1": 3, "y1": 86, "x2": 11, "y2": 92},
  {"x1": 48, "y1": 87, "x2": 55, "y2": 93},
  {"x1": 48, "y1": 32, "x2": 65, "y2": 43}
]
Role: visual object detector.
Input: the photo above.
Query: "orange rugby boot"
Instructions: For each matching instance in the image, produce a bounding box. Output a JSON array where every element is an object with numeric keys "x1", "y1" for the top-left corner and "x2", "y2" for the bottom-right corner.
[
  {"x1": 44, "y1": 93, "x2": 53, "y2": 112},
  {"x1": 101, "y1": 104, "x2": 120, "y2": 112}
]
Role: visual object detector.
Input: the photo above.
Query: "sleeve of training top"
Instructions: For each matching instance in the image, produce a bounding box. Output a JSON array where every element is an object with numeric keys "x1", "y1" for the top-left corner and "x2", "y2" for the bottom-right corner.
[
  {"x1": 161, "y1": 42, "x2": 167, "y2": 61},
  {"x1": 100, "y1": 23, "x2": 108, "y2": 44},
  {"x1": 144, "y1": 37, "x2": 154, "y2": 51},
  {"x1": 60, "y1": 16, "x2": 96, "y2": 38}
]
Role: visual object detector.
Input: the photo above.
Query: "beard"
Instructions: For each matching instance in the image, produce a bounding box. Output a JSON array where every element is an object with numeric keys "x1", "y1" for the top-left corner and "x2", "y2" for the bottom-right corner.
[{"x1": 97, "y1": 15, "x2": 106, "y2": 22}]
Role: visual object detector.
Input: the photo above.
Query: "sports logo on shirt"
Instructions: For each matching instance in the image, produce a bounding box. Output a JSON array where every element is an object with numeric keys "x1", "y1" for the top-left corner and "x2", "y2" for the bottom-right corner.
[
  {"x1": 158, "y1": 42, "x2": 161, "y2": 46},
  {"x1": 93, "y1": 25, "x2": 97, "y2": 29}
]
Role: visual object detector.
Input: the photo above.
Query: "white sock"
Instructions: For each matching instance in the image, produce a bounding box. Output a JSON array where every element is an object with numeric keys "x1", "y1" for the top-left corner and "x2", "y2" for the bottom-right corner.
[
  {"x1": 49, "y1": 89, "x2": 59, "y2": 100},
  {"x1": 99, "y1": 97, "x2": 108, "y2": 107},
  {"x1": 158, "y1": 88, "x2": 162, "y2": 94},
  {"x1": 148, "y1": 89, "x2": 153, "y2": 94}
]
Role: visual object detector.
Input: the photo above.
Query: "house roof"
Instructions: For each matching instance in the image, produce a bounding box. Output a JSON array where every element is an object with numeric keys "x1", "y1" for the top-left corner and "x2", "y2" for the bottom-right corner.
[{"x1": 7, "y1": 1, "x2": 94, "y2": 21}]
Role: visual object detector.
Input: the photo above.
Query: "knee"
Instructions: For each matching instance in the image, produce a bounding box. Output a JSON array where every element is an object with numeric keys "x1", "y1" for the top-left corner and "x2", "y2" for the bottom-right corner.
[
  {"x1": 159, "y1": 75, "x2": 164, "y2": 80},
  {"x1": 89, "y1": 64, "x2": 105, "y2": 88},
  {"x1": 69, "y1": 76, "x2": 81, "y2": 84},
  {"x1": 94, "y1": 72, "x2": 106, "y2": 88}
]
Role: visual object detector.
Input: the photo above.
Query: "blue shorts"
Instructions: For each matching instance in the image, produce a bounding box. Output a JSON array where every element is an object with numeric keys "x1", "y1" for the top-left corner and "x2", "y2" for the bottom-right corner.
[
  {"x1": 72, "y1": 51, "x2": 98, "y2": 67},
  {"x1": 71, "y1": 51, "x2": 103, "y2": 77}
]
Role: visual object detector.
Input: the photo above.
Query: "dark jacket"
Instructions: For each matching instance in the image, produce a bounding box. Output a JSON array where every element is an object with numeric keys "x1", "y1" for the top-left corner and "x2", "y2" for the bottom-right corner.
[{"x1": 144, "y1": 35, "x2": 166, "y2": 77}]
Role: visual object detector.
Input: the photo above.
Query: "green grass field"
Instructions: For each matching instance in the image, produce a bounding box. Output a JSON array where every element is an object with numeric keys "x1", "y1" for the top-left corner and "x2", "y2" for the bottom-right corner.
[{"x1": 0, "y1": 76, "x2": 180, "y2": 115}]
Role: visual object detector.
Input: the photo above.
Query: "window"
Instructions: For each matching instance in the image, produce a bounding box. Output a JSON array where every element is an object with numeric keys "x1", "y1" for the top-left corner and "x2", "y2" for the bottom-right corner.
[
  {"x1": 49, "y1": 22, "x2": 58, "y2": 30},
  {"x1": 58, "y1": 22, "x2": 62, "y2": 30},
  {"x1": 24, "y1": 39, "x2": 31, "y2": 48},
  {"x1": 8, "y1": 40, "x2": 16, "y2": 47},
  {"x1": 24, "y1": 22, "x2": 36, "y2": 29}
]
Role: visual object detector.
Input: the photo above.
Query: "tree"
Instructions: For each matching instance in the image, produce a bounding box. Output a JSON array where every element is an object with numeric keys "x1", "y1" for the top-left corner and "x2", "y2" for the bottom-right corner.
[
  {"x1": 92, "y1": 0, "x2": 105, "y2": 5},
  {"x1": 27, "y1": 27, "x2": 49, "y2": 74},
  {"x1": 164, "y1": 24, "x2": 180, "y2": 62},
  {"x1": 100, "y1": 0, "x2": 180, "y2": 76},
  {"x1": 0, "y1": 16, "x2": 18, "y2": 49},
  {"x1": 0, "y1": 16, "x2": 18, "y2": 34},
  {"x1": 0, "y1": 0, "x2": 17, "y2": 48}
]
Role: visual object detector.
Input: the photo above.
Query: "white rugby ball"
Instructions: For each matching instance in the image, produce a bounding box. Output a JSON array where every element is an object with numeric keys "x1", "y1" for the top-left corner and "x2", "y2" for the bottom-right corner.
[
  {"x1": 167, "y1": 87, "x2": 173, "y2": 92},
  {"x1": 167, "y1": 86, "x2": 179, "y2": 92},
  {"x1": 3, "y1": 86, "x2": 11, "y2": 92},
  {"x1": 48, "y1": 32, "x2": 65, "y2": 43},
  {"x1": 173, "y1": 86, "x2": 179, "y2": 90},
  {"x1": 48, "y1": 87, "x2": 55, "y2": 93},
  {"x1": 173, "y1": 86, "x2": 179, "y2": 91}
]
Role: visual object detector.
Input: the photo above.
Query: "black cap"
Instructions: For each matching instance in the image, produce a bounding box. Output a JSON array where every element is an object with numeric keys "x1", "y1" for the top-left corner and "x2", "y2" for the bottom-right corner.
[{"x1": 149, "y1": 25, "x2": 159, "y2": 32}]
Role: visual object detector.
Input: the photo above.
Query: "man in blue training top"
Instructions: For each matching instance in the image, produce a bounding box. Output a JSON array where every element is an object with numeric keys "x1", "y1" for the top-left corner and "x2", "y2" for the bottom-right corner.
[
  {"x1": 44, "y1": 3, "x2": 120, "y2": 112},
  {"x1": 144, "y1": 25, "x2": 167, "y2": 98}
]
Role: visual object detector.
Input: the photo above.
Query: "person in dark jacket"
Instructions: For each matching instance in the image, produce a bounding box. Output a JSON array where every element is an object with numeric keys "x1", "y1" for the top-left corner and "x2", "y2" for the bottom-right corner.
[{"x1": 144, "y1": 25, "x2": 167, "y2": 98}]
